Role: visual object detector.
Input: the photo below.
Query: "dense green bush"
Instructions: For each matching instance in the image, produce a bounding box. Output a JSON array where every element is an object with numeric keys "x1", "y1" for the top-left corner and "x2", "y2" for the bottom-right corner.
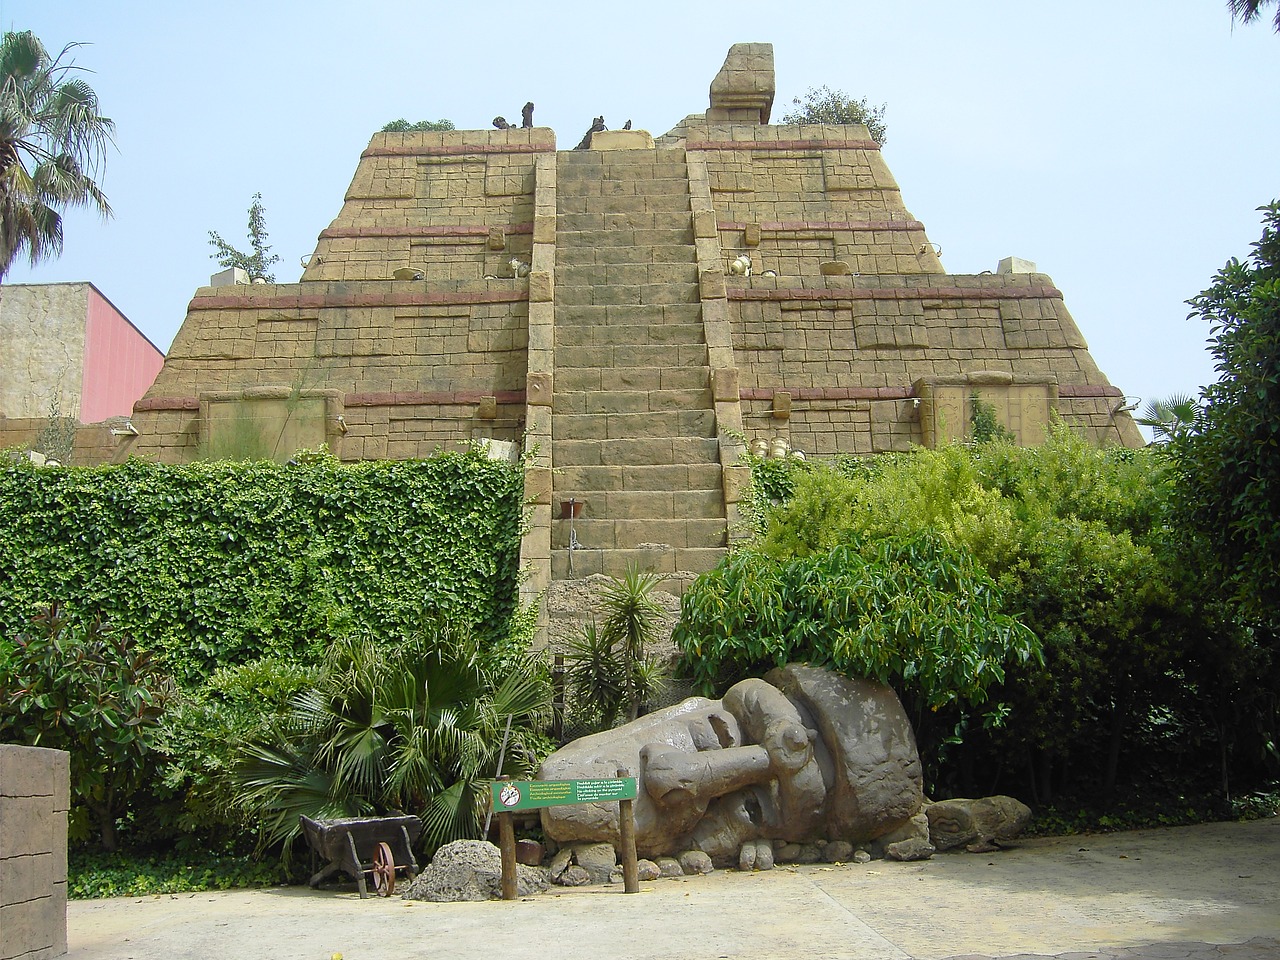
[
  {"x1": 232, "y1": 622, "x2": 551, "y2": 858},
  {"x1": 679, "y1": 428, "x2": 1268, "y2": 806},
  {"x1": 0, "y1": 606, "x2": 171, "y2": 850},
  {"x1": 0, "y1": 451, "x2": 526, "y2": 685}
]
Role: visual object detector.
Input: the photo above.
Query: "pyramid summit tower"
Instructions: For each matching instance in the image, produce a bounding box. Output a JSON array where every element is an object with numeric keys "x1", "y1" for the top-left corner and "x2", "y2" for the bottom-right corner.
[{"x1": 127, "y1": 43, "x2": 1142, "y2": 609}]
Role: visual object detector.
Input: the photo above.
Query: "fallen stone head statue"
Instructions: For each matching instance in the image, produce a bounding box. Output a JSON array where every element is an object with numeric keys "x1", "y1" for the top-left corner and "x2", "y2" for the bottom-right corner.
[{"x1": 539, "y1": 663, "x2": 965, "y2": 865}]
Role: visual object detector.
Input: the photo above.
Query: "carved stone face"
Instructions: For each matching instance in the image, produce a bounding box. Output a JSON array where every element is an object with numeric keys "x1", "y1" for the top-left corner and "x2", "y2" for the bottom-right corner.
[{"x1": 537, "y1": 665, "x2": 924, "y2": 863}]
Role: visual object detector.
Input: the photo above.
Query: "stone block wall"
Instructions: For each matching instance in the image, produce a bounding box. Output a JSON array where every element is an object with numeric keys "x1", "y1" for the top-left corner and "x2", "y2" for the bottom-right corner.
[{"x1": 0, "y1": 745, "x2": 69, "y2": 960}]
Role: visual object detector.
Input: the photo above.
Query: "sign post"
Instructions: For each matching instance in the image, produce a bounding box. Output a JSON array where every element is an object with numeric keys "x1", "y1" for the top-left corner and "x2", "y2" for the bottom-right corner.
[{"x1": 489, "y1": 774, "x2": 640, "y2": 900}]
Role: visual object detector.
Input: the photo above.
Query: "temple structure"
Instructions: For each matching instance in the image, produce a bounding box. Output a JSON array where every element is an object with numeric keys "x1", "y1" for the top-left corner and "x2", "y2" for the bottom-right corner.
[{"x1": 123, "y1": 43, "x2": 1142, "y2": 611}]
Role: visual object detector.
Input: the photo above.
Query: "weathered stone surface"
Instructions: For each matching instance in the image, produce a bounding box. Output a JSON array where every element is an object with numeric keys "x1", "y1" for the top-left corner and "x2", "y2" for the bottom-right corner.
[
  {"x1": 774, "y1": 842, "x2": 801, "y2": 864},
  {"x1": 679, "y1": 850, "x2": 714, "y2": 875},
  {"x1": 515, "y1": 839, "x2": 544, "y2": 866},
  {"x1": 637, "y1": 858, "x2": 662, "y2": 881},
  {"x1": 547, "y1": 847, "x2": 572, "y2": 879},
  {"x1": 822, "y1": 840, "x2": 853, "y2": 863},
  {"x1": 556, "y1": 864, "x2": 590, "y2": 886},
  {"x1": 401, "y1": 840, "x2": 549, "y2": 901},
  {"x1": 764, "y1": 664, "x2": 924, "y2": 843},
  {"x1": 885, "y1": 838, "x2": 935, "y2": 862},
  {"x1": 852, "y1": 849, "x2": 872, "y2": 864},
  {"x1": 656, "y1": 857, "x2": 684, "y2": 878},
  {"x1": 754, "y1": 839, "x2": 775, "y2": 871},
  {"x1": 925, "y1": 796, "x2": 1032, "y2": 852},
  {"x1": 574, "y1": 842, "x2": 617, "y2": 884}
]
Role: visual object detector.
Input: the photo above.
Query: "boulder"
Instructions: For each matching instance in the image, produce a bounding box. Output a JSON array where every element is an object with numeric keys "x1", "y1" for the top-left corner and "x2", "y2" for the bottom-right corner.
[
  {"x1": 885, "y1": 838, "x2": 935, "y2": 862},
  {"x1": 401, "y1": 840, "x2": 549, "y2": 901},
  {"x1": 637, "y1": 859, "x2": 662, "y2": 881},
  {"x1": 679, "y1": 850, "x2": 714, "y2": 875},
  {"x1": 573, "y1": 842, "x2": 617, "y2": 884},
  {"x1": 556, "y1": 864, "x2": 591, "y2": 886},
  {"x1": 515, "y1": 839, "x2": 544, "y2": 866},
  {"x1": 925, "y1": 796, "x2": 1032, "y2": 852},
  {"x1": 656, "y1": 857, "x2": 684, "y2": 878},
  {"x1": 822, "y1": 840, "x2": 854, "y2": 863}
]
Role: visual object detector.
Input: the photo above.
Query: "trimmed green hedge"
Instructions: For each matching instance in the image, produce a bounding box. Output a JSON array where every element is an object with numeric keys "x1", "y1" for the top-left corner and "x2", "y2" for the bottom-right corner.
[{"x1": 0, "y1": 452, "x2": 525, "y2": 684}]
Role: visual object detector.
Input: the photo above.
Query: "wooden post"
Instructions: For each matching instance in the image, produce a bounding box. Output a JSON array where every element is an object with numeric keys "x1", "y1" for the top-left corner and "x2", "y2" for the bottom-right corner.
[
  {"x1": 617, "y1": 767, "x2": 639, "y2": 894},
  {"x1": 497, "y1": 776, "x2": 517, "y2": 900}
]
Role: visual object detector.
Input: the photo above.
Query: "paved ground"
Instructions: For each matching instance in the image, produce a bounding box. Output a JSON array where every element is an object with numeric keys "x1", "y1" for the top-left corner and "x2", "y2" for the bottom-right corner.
[{"x1": 66, "y1": 818, "x2": 1280, "y2": 960}]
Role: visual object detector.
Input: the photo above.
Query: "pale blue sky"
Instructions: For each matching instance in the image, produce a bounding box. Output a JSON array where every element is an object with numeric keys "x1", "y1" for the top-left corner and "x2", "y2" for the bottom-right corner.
[{"x1": 5, "y1": 1, "x2": 1279, "y2": 418}]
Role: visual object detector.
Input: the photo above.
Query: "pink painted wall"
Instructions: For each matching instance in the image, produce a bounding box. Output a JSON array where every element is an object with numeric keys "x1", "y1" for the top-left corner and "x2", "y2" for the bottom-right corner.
[{"x1": 79, "y1": 285, "x2": 165, "y2": 422}]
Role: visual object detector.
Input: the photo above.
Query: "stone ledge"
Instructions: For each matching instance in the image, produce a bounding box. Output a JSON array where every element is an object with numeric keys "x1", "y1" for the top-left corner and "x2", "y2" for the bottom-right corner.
[
  {"x1": 345, "y1": 390, "x2": 526, "y2": 407},
  {"x1": 320, "y1": 223, "x2": 533, "y2": 239},
  {"x1": 718, "y1": 219, "x2": 925, "y2": 233},
  {"x1": 188, "y1": 289, "x2": 529, "y2": 311},
  {"x1": 728, "y1": 285, "x2": 1064, "y2": 302},
  {"x1": 687, "y1": 139, "x2": 881, "y2": 152}
]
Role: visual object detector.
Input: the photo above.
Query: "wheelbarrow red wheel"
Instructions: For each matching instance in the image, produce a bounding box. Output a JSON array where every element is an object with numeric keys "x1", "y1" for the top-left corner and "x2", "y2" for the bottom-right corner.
[{"x1": 372, "y1": 842, "x2": 396, "y2": 897}]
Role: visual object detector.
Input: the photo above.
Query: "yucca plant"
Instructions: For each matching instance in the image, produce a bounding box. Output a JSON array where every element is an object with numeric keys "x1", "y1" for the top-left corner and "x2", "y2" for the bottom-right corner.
[{"x1": 232, "y1": 620, "x2": 551, "y2": 857}]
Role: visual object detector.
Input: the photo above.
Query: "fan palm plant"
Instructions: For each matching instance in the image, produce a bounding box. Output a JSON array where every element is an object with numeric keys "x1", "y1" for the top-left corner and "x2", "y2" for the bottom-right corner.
[
  {"x1": 0, "y1": 30, "x2": 114, "y2": 279},
  {"x1": 1136, "y1": 393, "x2": 1204, "y2": 444},
  {"x1": 232, "y1": 622, "x2": 551, "y2": 856}
]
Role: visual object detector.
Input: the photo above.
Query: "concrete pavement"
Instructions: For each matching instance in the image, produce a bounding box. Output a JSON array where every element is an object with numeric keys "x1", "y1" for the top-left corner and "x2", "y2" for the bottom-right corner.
[{"x1": 65, "y1": 817, "x2": 1280, "y2": 960}]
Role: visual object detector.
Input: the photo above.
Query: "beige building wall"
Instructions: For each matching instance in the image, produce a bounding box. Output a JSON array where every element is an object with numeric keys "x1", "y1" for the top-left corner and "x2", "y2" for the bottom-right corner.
[
  {"x1": 0, "y1": 284, "x2": 88, "y2": 421},
  {"x1": 0, "y1": 745, "x2": 69, "y2": 960}
]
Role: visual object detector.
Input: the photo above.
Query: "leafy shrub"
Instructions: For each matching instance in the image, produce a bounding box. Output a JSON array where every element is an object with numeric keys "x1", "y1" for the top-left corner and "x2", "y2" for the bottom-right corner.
[
  {"x1": 0, "y1": 451, "x2": 526, "y2": 685},
  {"x1": 0, "y1": 606, "x2": 172, "y2": 850},
  {"x1": 231, "y1": 621, "x2": 552, "y2": 858},
  {"x1": 69, "y1": 849, "x2": 286, "y2": 899}
]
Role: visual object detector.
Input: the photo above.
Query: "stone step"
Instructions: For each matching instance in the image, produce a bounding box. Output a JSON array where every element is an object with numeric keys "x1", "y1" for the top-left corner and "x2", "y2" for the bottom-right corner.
[
  {"x1": 554, "y1": 281, "x2": 700, "y2": 307},
  {"x1": 556, "y1": 226, "x2": 695, "y2": 247},
  {"x1": 551, "y1": 436, "x2": 721, "y2": 466},
  {"x1": 558, "y1": 194, "x2": 691, "y2": 215},
  {"x1": 553, "y1": 462, "x2": 723, "y2": 492},
  {"x1": 551, "y1": 408, "x2": 717, "y2": 441},
  {"x1": 555, "y1": 365, "x2": 709, "y2": 392},
  {"x1": 555, "y1": 342, "x2": 709, "y2": 370},
  {"x1": 557, "y1": 212, "x2": 693, "y2": 233},
  {"x1": 554, "y1": 303, "x2": 704, "y2": 326},
  {"x1": 554, "y1": 322, "x2": 707, "y2": 348},
  {"x1": 551, "y1": 546, "x2": 726, "y2": 582},
  {"x1": 547, "y1": 489, "x2": 725, "y2": 522},
  {"x1": 556, "y1": 244, "x2": 698, "y2": 267},
  {"x1": 550, "y1": 517, "x2": 727, "y2": 551},
  {"x1": 557, "y1": 177, "x2": 692, "y2": 198},
  {"x1": 552, "y1": 387, "x2": 711, "y2": 416},
  {"x1": 556, "y1": 262, "x2": 699, "y2": 287}
]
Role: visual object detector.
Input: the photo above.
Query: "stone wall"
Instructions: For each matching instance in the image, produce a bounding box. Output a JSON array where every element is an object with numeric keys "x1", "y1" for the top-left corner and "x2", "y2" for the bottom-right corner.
[
  {"x1": 0, "y1": 284, "x2": 88, "y2": 421},
  {"x1": 0, "y1": 745, "x2": 69, "y2": 960}
]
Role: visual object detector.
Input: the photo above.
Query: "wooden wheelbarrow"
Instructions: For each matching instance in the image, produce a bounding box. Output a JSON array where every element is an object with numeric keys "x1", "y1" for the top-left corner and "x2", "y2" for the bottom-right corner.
[{"x1": 299, "y1": 813, "x2": 422, "y2": 898}]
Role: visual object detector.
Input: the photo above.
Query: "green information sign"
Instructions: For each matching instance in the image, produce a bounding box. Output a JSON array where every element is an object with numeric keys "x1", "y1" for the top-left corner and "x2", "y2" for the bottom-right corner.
[{"x1": 490, "y1": 777, "x2": 638, "y2": 812}]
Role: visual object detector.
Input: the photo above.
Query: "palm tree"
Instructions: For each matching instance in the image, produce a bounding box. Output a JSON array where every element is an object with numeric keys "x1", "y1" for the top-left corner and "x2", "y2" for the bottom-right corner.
[
  {"x1": 232, "y1": 621, "x2": 551, "y2": 857},
  {"x1": 1228, "y1": 0, "x2": 1280, "y2": 31},
  {"x1": 1136, "y1": 393, "x2": 1203, "y2": 444},
  {"x1": 0, "y1": 30, "x2": 114, "y2": 280}
]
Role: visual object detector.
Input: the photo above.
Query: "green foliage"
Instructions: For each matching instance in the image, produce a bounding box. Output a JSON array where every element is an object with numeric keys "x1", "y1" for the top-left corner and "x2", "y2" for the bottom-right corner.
[
  {"x1": 208, "y1": 192, "x2": 281, "y2": 282},
  {"x1": 674, "y1": 533, "x2": 1039, "y2": 713},
  {"x1": 0, "y1": 29, "x2": 114, "y2": 280},
  {"x1": 1137, "y1": 393, "x2": 1203, "y2": 444},
  {"x1": 0, "y1": 452, "x2": 527, "y2": 685},
  {"x1": 381, "y1": 118, "x2": 455, "y2": 132},
  {"x1": 1228, "y1": 0, "x2": 1280, "y2": 32},
  {"x1": 0, "y1": 606, "x2": 172, "y2": 850},
  {"x1": 68, "y1": 848, "x2": 286, "y2": 899},
  {"x1": 698, "y1": 428, "x2": 1259, "y2": 804},
  {"x1": 1176, "y1": 200, "x2": 1280, "y2": 629},
  {"x1": 562, "y1": 565, "x2": 669, "y2": 729},
  {"x1": 781, "y1": 85, "x2": 887, "y2": 144},
  {"x1": 150, "y1": 657, "x2": 319, "y2": 840},
  {"x1": 231, "y1": 623, "x2": 551, "y2": 857},
  {"x1": 970, "y1": 393, "x2": 1015, "y2": 444}
]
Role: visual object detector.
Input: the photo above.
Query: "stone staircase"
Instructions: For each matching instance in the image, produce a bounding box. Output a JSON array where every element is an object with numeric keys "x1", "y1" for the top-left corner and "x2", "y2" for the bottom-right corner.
[{"x1": 550, "y1": 149, "x2": 727, "y2": 583}]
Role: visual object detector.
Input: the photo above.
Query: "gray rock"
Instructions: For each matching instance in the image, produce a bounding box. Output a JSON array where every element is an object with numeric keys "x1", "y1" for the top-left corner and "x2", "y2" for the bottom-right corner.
[
  {"x1": 823, "y1": 840, "x2": 853, "y2": 863},
  {"x1": 765, "y1": 664, "x2": 924, "y2": 842},
  {"x1": 637, "y1": 859, "x2": 662, "y2": 881},
  {"x1": 738, "y1": 841, "x2": 758, "y2": 872},
  {"x1": 754, "y1": 839, "x2": 775, "y2": 870},
  {"x1": 547, "y1": 847, "x2": 572, "y2": 879},
  {"x1": 401, "y1": 840, "x2": 549, "y2": 901},
  {"x1": 774, "y1": 841, "x2": 802, "y2": 863},
  {"x1": 556, "y1": 864, "x2": 591, "y2": 886},
  {"x1": 885, "y1": 838, "x2": 935, "y2": 862},
  {"x1": 853, "y1": 849, "x2": 871, "y2": 864},
  {"x1": 795, "y1": 843, "x2": 822, "y2": 864},
  {"x1": 869, "y1": 812, "x2": 930, "y2": 859},
  {"x1": 925, "y1": 796, "x2": 1032, "y2": 852},
  {"x1": 573, "y1": 842, "x2": 617, "y2": 883},
  {"x1": 656, "y1": 857, "x2": 684, "y2": 878},
  {"x1": 679, "y1": 850, "x2": 714, "y2": 875}
]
